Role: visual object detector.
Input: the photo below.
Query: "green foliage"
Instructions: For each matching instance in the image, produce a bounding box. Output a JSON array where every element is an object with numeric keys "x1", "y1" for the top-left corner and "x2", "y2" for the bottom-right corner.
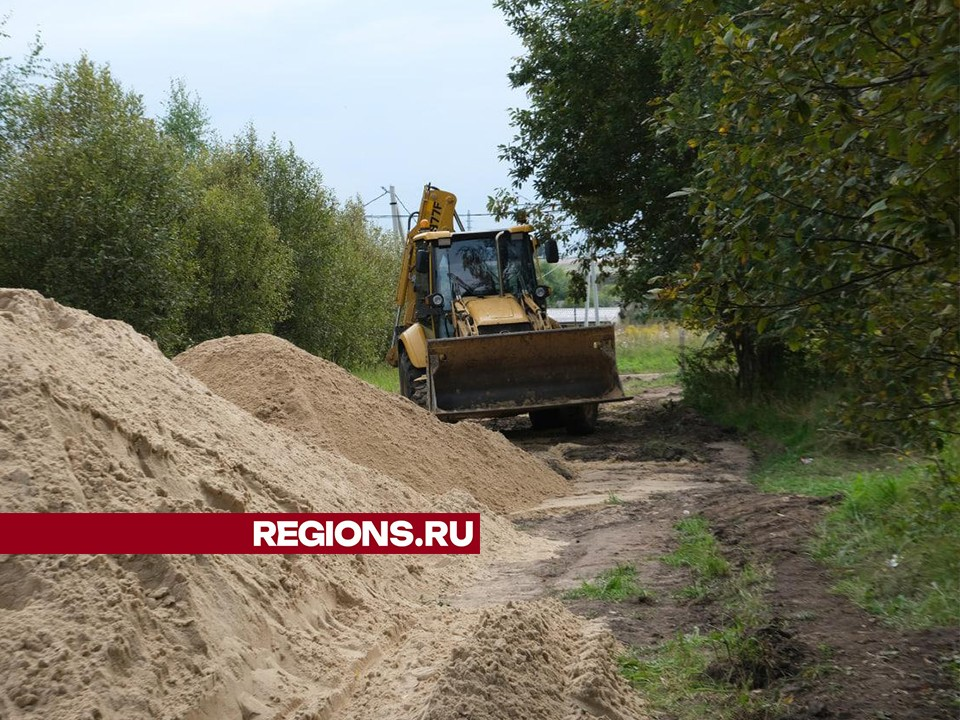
[
  {"x1": 315, "y1": 199, "x2": 400, "y2": 368},
  {"x1": 638, "y1": 0, "x2": 959, "y2": 446},
  {"x1": 0, "y1": 20, "x2": 45, "y2": 170},
  {"x1": 230, "y1": 128, "x2": 339, "y2": 355},
  {"x1": 224, "y1": 128, "x2": 398, "y2": 367},
  {"x1": 813, "y1": 444, "x2": 960, "y2": 628},
  {"x1": 620, "y1": 625, "x2": 796, "y2": 719},
  {"x1": 619, "y1": 631, "x2": 725, "y2": 718},
  {"x1": 564, "y1": 564, "x2": 649, "y2": 602},
  {"x1": 182, "y1": 146, "x2": 294, "y2": 343},
  {"x1": 692, "y1": 376, "x2": 960, "y2": 628},
  {"x1": 0, "y1": 33, "x2": 399, "y2": 367},
  {"x1": 620, "y1": 562, "x2": 782, "y2": 719},
  {"x1": 0, "y1": 56, "x2": 193, "y2": 352},
  {"x1": 492, "y1": 0, "x2": 698, "y2": 302},
  {"x1": 160, "y1": 78, "x2": 212, "y2": 158}
]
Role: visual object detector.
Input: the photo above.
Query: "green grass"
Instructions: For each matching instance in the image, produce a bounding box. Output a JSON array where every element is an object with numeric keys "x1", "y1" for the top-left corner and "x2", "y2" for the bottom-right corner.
[
  {"x1": 616, "y1": 323, "x2": 703, "y2": 374},
  {"x1": 563, "y1": 564, "x2": 650, "y2": 602},
  {"x1": 618, "y1": 627, "x2": 791, "y2": 720},
  {"x1": 662, "y1": 517, "x2": 732, "y2": 598},
  {"x1": 605, "y1": 492, "x2": 624, "y2": 505},
  {"x1": 351, "y1": 362, "x2": 400, "y2": 394},
  {"x1": 618, "y1": 518, "x2": 783, "y2": 720},
  {"x1": 685, "y1": 368, "x2": 960, "y2": 629},
  {"x1": 618, "y1": 631, "x2": 732, "y2": 719},
  {"x1": 812, "y1": 455, "x2": 960, "y2": 628}
]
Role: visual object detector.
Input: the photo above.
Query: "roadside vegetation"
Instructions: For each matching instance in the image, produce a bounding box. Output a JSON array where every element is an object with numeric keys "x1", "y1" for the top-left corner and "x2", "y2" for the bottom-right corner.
[
  {"x1": 619, "y1": 518, "x2": 789, "y2": 720},
  {"x1": 564, "y1": 564, "x2": 650, "y2": 602},
  {"x1": 353, "y1": 364, "x2": 400, "y2": 394},
  {"x1": 0, "y1": 38, "x2": 398, "y2": 366},
  {"x1": 616, "y1": 323, "x2": 698, "y2": 375},
  {"x1": 683, "y1": 366, "x2": 960, "y2": 630}
]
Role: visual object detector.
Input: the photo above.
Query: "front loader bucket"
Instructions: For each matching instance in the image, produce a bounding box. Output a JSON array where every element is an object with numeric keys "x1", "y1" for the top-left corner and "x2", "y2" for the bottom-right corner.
[{"x1": 426, "y1": 325, "x2": 627, "y2": 420}]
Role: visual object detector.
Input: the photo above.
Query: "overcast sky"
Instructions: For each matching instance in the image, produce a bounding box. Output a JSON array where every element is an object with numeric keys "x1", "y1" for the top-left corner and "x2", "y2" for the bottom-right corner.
[{"x1": 1, "y1": 0, "x2": 529, "y2": 231}]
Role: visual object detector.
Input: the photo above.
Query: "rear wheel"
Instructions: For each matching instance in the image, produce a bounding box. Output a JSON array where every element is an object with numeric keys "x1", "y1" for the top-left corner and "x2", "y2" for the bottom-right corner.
[
  {"x1": 565, "y1": 403, "x2": 599, "y2": 435},
  {"x1": 399, "y1": 349, "x2": 428, "y2": 409}
]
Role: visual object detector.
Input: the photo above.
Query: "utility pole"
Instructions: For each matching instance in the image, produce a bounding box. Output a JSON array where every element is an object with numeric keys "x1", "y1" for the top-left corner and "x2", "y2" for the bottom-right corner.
[
  {"x1": 583, "y1": 260, "x2": 599, "y2": 326},
  {"x1": 388, "y1": 185, "x2": 404, "y2": 242},
  {"x1": 590, "y1": 260, "x2": 600, "y2": 325}
]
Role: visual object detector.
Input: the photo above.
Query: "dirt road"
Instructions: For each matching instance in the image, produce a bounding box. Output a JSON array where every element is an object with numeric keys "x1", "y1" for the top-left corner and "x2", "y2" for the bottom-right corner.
[{"x1": 450, "y1": 385, "x2": 958, "y2": 720}]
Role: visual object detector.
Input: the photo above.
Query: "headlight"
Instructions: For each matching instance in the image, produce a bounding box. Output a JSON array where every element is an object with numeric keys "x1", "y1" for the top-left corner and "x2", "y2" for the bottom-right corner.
[
  {"x1": 429, "y1": 293, "x2": 444, "y2": 308},
  {"x1": 534, "y1": 285, "x2": 550, "y2": 300}
]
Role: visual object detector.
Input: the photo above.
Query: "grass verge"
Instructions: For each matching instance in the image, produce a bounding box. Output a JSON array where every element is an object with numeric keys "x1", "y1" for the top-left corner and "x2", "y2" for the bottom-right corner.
[
  {"x1": 351, "y1": 362, "x2": 399, "y2": 394},
  {"x1": 812, "y1": 455, "x2": 960, "y2": 628},
  {"x1": 563, "y1": 564, "x2": 651, "y2": 603},
  {"x1": 617, "y1": 323, "x2": 702, "y2": 374},
  {"x1": 619, "y1": 518, "x2": 788, "y2": 720},
  {"x1": 684, "y1": 365, "x2": 960, "y2": 629}
]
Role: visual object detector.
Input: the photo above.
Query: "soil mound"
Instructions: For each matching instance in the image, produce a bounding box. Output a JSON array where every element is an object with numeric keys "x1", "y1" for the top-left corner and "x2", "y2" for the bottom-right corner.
[
  {"x1": 0, "y1": 289, "x2": 534, "y2": 719},
  {"x1": 0, "y1": 290, "x2": 640, "y2": 720},
  {"x1": 174, "y1": 334, "x2": 570, "y2": 512},
  {"x1": 422, "y1": 600, "x2": 648, "y2": 720}
]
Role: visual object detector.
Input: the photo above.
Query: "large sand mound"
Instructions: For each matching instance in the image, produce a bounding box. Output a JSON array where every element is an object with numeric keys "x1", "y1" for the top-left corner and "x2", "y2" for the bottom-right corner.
[
  {"x1": 0, "y1": 289, "x2": 644, "y2": 720},
  {"x1": 174, "y1": 334, "x2": 570, "y2": 512}
]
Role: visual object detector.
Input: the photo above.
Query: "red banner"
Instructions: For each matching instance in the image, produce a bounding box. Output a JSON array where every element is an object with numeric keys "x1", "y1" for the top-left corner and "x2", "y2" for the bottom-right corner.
[{"x1": 0, "y1": 513, "x2": 481, "y2": 554}]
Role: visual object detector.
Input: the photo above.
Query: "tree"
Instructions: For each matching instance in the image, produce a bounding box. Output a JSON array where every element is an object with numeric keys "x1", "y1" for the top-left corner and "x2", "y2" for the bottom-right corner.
[
  {"x1": 230, "y1": 129, "x2": 340, "y2": 356},
  {"x1": 314, "y1": 199, "x2": 400, "y2": 368},
  {"x1": 0, "y1": 19, "x2": 45, "y2": 172},
  {"x1": 638, "y1": 0, "x2": 958, "y2": 444},
  {"x1": 493, "y1": 0, "x2": 698, "y2": 304},
  {"x1": 223, "y1": 127, "x2": 399, "y2": 366},
  {"x1": 182, "y1": 145, "x2": 294, "y2": 343},
  {"x1": 0, "y1": 56, "x2": 193, "y2": 352},
  {"x1": 160, "y1": 78, "x2": 213, "y2": 159}
]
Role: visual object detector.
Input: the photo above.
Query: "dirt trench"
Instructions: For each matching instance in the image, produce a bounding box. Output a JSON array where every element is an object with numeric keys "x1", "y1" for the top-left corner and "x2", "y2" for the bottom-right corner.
[{"x1": 432, "y1": 386, "x2": 958, "y2": 720}]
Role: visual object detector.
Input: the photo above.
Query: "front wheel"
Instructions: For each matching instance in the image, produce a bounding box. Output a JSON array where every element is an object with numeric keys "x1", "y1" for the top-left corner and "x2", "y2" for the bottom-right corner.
[
  {"x1": 529, "y1": 409, "x2": 565, "y2": 431},
  {"x1": 565, "y1": 403, "x2": 598, "y2": 435},
  {"x1": 399, "y1": 350, "x2": 428, "y2": 409}
]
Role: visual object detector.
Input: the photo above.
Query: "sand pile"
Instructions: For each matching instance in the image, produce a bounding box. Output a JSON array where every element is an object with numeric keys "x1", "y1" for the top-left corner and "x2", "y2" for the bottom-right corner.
[
  {"x1": 338, "y1": 600, "x2": 649, "y2": 720},
  {"x1": 173, "y1": 334, "x2": 570, "y2": 513},
  {"x1": 0, "y1": 289, "x2": 644, "y2": 720},
  {"x1": 0, "y1": 289, "x2": 526, "y2": 719},
  {"x1": 423, "y1": 601, "x2": 647, "y2": 720}
]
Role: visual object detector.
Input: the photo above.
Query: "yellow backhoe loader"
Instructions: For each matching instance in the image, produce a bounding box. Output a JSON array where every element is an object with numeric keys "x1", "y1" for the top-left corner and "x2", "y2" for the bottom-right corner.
[{"x1": 385, "y1": 184, "x2": 628, "y2": 434}]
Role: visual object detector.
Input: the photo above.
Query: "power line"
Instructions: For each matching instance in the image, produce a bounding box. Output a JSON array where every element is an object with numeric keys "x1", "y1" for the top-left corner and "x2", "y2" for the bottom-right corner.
[
  {"x1": 364, "y1": 211, "x2": 497, "y2": 220},
  {"x1": 363, "y1": 189, "x2": 390, "y2": 207}
]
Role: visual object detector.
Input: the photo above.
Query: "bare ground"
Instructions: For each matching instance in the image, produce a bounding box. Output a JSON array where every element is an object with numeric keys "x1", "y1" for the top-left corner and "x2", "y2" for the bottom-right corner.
[{"x1": 452, "y1": 386, "x2": 960, "y2": 720}]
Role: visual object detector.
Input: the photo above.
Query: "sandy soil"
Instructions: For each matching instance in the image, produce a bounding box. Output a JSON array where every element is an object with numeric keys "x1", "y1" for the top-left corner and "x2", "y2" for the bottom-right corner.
[
  {"x1": 0, "y1": 290, "x2": 643, "y2": 720},
  {"x1": 174, "y1": 334, "x2": 570, "y2": 514},
  {"x1": 2, "y1": 289, "x2": 954, "y2": 719}
]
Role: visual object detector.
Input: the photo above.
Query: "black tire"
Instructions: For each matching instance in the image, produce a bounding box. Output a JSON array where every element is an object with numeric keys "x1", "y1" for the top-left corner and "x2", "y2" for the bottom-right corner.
[
  {"x1": 529, "y1": 409, "x2": 565, "y2": 431},
  {"x1": 399, "y1": 350, "x2": 428, "y2": 409},
  {"x1": 565, "y1": 403, "x2": 599, "y2": 435}
]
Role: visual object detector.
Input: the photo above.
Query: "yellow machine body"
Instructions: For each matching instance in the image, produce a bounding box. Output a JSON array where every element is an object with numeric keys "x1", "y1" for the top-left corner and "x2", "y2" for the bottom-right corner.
[{"x1": 386, "y1": 184, "x2": 628, "y2": 428}]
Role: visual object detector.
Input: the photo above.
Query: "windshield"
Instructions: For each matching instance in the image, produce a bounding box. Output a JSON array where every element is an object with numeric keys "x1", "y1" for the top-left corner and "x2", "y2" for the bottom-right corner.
[{"x1": 435, "y1": 235, "x2": 538, "y2": 300}]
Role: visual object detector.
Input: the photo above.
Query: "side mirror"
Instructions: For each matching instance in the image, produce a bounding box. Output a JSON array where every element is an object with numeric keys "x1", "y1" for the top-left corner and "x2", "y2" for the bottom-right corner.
[
  {"x1": 544, "y1": 239, "x2": 559, "y2": 264},
  {"x1": 415, "y1": 249, "x2": 430, "y2": 274}
]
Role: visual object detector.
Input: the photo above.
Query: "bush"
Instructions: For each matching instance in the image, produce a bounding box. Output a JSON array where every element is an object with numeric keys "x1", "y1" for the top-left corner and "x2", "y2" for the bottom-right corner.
[{"x1": 0, "y1": 57, "x2": 194, "y2": 352}]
